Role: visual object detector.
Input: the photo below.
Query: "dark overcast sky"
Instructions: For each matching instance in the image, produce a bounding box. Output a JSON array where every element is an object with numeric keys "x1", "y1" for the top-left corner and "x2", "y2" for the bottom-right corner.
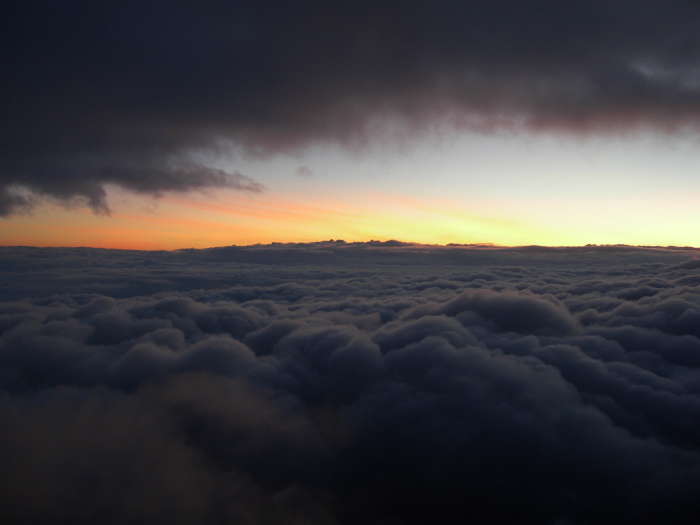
[{"x1": 3, "y1": 0, "x2": 700, "y2": 219}]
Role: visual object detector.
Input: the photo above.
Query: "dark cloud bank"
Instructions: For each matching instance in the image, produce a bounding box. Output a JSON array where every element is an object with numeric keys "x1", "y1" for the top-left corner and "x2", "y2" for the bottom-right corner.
[
  {"x1": 5, "y1": 1, "x2": 700, "y2": 214},
  {"x1": 3, "y1": 241, "x2": 700, "y2": 523}
]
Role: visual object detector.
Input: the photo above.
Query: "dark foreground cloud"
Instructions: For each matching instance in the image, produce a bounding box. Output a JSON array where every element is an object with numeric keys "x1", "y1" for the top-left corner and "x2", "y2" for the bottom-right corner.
[
  {"x1": 4, "y1": 1, "x2": 700, "y2": 214},
  {"x1": 2, "y1": 243, "x2": 700, "y2": 523}
]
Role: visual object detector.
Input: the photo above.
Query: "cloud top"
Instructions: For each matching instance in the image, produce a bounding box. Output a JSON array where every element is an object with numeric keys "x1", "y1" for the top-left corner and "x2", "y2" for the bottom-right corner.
[{"x1": 3, "y1": 244, "x2": 700, "y2": 522}]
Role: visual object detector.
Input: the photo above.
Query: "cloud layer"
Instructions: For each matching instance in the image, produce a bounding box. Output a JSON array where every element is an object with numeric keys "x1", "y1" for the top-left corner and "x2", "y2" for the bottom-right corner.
[
  {"x1": 4, "y1": 1, "x2": 700, "y2": 213},
  {"x1": 2, "y1": 243, "x2": 700, "y2": 523}
]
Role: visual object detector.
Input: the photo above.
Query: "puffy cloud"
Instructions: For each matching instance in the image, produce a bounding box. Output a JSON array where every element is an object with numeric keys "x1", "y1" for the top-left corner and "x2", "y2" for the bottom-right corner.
[
  {"x1": 3, "y1": 244, "x2": 700, "y2": 522},
  {"x1": 0, "y1": 375, "x2": 338, "y2": 524},
  {"x1": 424, "y1": 288, "x2": 581, "y2": 335}
]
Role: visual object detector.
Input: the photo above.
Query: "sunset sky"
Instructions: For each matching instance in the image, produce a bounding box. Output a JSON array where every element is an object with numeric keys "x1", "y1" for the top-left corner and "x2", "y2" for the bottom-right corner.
[
  {"x1": 3, "y1": 1, "x2": 700, "y2": 249},
  {"x1": 7, "y1": 4, "x2": 700, "y2": 522}
]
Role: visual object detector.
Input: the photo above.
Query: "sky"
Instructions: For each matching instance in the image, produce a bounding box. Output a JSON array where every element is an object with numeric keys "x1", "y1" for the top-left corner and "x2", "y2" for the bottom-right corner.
[
  {"x1": 7, "y1": 5, "x2": 700, "y2": 522},
  {"x1": 4, "y1": 1, "x2": 700, "y2": 249}
]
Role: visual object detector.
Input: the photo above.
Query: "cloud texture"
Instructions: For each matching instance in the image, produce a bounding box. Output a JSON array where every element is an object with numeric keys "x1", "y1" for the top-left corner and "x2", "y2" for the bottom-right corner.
[
  {"x1": 2, "y1": 243, "x2": 700, "y2": 523},
  {"x1": 4, "y1": 1, "x2": 700, "y2": 213}
]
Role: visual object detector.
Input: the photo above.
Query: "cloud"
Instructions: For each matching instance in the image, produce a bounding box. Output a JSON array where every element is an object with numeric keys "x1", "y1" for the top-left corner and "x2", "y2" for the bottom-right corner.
[
  {"x1": 0, "y1": 161, "x2": 263, "y2": 216},
  {"x1": 4, "y1": 1, "x2": 700, "y2": 214},
  {"x1": 295, "y1": 166, "x2": 314, "y2": 178},
  {"x1": 0, "y1": 375, "x2": 338, "y2": 524},
  {"x1": 3, "y1": 244, "x2": 700, "y2": 522},
  {"x1": 421, "y1": 288, "x2": 581, "y2": 335}
]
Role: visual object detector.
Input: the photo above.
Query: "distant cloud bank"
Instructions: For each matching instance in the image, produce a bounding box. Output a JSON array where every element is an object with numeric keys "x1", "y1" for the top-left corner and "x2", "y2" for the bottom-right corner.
[{"x1": 2, "y1": 243, "x2": 700, "y2": 523}]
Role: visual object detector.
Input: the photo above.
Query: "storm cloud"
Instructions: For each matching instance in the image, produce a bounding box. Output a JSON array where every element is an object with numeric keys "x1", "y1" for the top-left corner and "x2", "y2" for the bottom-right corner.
[
  {"x1": 2, "y1": 242, "x2": 700, "y2": 523},
  {"x1": 4, "y1": 1, "x2": 700, "y2": 213}
]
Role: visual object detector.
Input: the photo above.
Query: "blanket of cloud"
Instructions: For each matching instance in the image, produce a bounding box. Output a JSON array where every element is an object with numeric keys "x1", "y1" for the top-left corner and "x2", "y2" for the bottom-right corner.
[
  {"x1": 2, "y1": 242, "x2": 700, "y2": 523},
  {"x1": 4, "y1": 0, "x2": 700, "y2": 214}
]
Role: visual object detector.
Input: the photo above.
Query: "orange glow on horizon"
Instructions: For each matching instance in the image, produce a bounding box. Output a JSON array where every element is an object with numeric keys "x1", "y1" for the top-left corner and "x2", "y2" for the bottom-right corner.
[{"x1": 2, "y1": 187, "x2": 699, "y2": 250}]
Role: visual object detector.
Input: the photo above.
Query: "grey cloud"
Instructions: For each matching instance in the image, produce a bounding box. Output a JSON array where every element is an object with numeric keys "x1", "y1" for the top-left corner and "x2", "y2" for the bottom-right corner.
[
  {"x1": 3, "y1": 244, "x2": 700, "y2": 522},
  {"x1": 428, "y1": 288, "x2": 581, "y2": 335},
  {"x1": 5, "y1": 2, "x2": 700, "y2": 214},
  {"x1": 0, "y1": 375, "x2": 338, "y2": 524},
  {"x1": 296, "y1": 166, "x2": 314, "y2": 178},
  {"x1": 1, "y1": 162, "x2": 264, "y2": 215}
]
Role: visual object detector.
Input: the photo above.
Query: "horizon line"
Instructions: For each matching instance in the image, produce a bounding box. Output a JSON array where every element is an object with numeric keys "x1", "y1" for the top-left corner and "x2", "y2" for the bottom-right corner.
[{"x1": 2, "y1": 240, "x2": 700, "y2": 253}]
